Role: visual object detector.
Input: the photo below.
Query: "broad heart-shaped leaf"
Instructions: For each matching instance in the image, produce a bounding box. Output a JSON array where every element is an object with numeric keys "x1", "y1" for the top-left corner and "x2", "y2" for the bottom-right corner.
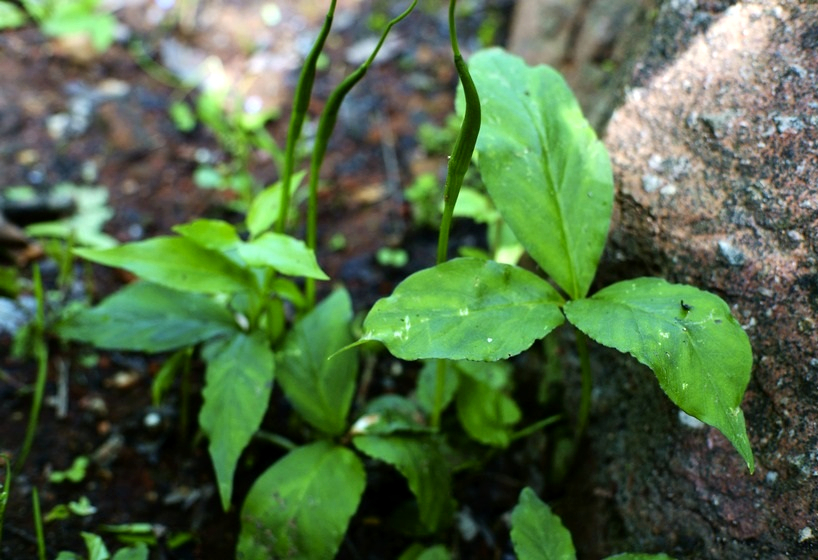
[
  {"x1": 237, "y1": 441, "x2": 366, "y2": 560},
  {"x1": 563, "y1": 277, "x2": 754, "y2": 472},
  {"x1": 237, "y1": 232, "x2": 329, "y2": 280},
  {"x1": 75, "y1": 236, "x2": 257, "y2": 295},
  {"x1": 362, "y1": 258, "x2": 565, "y2": 361},
  {"x1": 276, "y1": 289, "x2": 357, "y2": 435},
  {"x1": 463, "y1": 48, "x2": 613, "y2": 299},
  {"x1": 353, "y1": 434, "x2": 451, "y2": 532},
  {"x1": 199, "y1": 332, "x2": 274, "y2": 510},
  {"x1": 455, "y1": 371, "x2": 521, "y2": 447},
  {"x1": 510, "y1": 487, "x2": 576, "y2": 560},
  {"x1": 57, "y1": 282, "x2": 237, "y2": 352}
]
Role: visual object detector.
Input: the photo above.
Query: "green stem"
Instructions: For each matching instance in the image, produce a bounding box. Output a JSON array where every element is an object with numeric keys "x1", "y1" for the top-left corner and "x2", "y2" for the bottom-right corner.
[
  {"x1": 510, "y1": 414, "x2": 563, "y2": 443},
  {"x1": 436, "y1": 0, "x2": 481, "y2": 264},
  {"x1": 180, "y1": 347, "x2": 192, "y2": 441},
  {"x1": 304, "y1": 0, "x2": 418, "y2": 308},
  {"x1": 32, "y1": 487, "x2": 45, "y2": 560},
  {"x1": 429, "y1": 360, "x2": 448, "y2": 429},
  {"x1": 254, "y1": 430, "x2": 298, "y2": 451},
  {"x1": 276, "y1": 0, "x2": 338, "y2": 234},
  {"x1": 0, "y1": 454, "x2": 10, "y2": 544},
  {"x1": 575, "y1": 330, "x2": 592, "y2": 439},
  {"x1": 16, "y1": 265, "x2": 47, "y2": 474}
]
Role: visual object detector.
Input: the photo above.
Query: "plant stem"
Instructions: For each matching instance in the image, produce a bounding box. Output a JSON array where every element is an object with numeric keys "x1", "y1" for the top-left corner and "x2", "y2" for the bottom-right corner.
[
  {"x1": 180, "y1": 347, "x2": 192, "y2": 441},
  {"x1": 436, "y1": 0, "x2": 481, "y2": 265},
  {"x1": 304, "y1": 0, "x2": 418, "y2": 307},
  {"x1": 32, "y1": 487, "x2": 45, "y2": 560},
  {"x1": 430, "y1": 360, "x2": 448, "y2": 429},
  {"x1": 430, "y1": 0, "x2": 482, "y2": 426},
  {"x1": 575, "y1": 330, "x2": 593, "y2": 439},
  {"x1": 0, "y1": 454, "x2": 10, "y2": 545},
  {"x1": 16, "y1": 265, "x2": 48, "y2": 474},
  {"x1": 254, "y1": 430, "x2": 297, "y2": 451},
  {"x1": 510, "y1": 414, "x2": 563, "y2": 443},
  {"x1": 276, "y1": 0, "x2": 337, "y2": 234}
]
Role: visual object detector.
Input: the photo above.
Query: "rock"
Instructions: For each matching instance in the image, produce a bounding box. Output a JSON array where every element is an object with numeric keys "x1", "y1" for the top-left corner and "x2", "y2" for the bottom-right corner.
[
  {"x1": 507, "y1": 0, "x2": 657, "y2": 131},
  {"x1": 589, "y1": 1, "x2": 818, "y2": 558}
]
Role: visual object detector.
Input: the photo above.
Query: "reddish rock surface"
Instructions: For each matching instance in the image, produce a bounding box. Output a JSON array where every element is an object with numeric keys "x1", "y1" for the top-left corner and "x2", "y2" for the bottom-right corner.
[{"x1": 592, "y1": 1, "x2": 817, "y2": 558}]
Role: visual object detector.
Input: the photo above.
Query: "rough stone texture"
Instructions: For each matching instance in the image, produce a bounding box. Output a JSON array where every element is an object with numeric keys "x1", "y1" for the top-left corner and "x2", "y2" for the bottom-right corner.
[
  {"x1": 511, "y1": 0, "x2": 817, "y2": 558},
  {"x1": 507, "y1": 0, "x2": 659, "y2": 131},
  {"x1": 595, "y1": 1, "x2": 818, "y2": 558}
]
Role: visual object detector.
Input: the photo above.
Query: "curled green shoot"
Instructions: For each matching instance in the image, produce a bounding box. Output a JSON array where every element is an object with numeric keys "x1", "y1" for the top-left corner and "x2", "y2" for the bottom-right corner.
[
  {"x1": 276, "y1": 0, "x2": 338, "y2": 234},
  {"x1": 436, "y1": 0, "x2": 481, "y2": 265},
  {"x1": 304, "y1": 0, "x2": 418, "y2": 307},
  {"x1": 431, "y1": 0, "x2": 482, "y2": 429}
]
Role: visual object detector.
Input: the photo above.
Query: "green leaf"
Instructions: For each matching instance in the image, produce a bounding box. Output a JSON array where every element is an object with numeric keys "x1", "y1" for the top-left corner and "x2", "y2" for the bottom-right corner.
[
  {"x1": 416, "y1": 361, "x2": 459, "y2": 415},
  {"x1": 510, "y1": 487, "x2": 576, "y2": 560},
  {"x1": 362, "y1": 257, "x2": 565, "y2": 361},
  {"x1": 173, "y1": 219, "x2": 241, "y2": 252},
  {"x1": 152, "y1": 348, "x2": 190, "y2": 406},
  {"x1": 111, "y1": 543, "x2": 149, "y2": 560},
  {"x1": 351, "y1": 395, "x2": 430, "y2": 436},
  {"x1": 49, "y1": 456, "x2": 89, "y2": 483},
  {"x1": 465, "y1": 48, "x2": 613, "y2": 299},
  {"x1": 237, "y1": 232, "x2": 329, "y2": 280},
  {"x1": 57, "y1": 282, "x2": 237, "y2": 352},
  {"x1": 0, "y1": 3, "x2": 28, "y2": 29},
  {"x1": 246, "y1": 171, "x2": 306, "y2": 237},
  {"x1": 238, "y1": 441, "x2": 366, "y2": 559},
  {"x1": 604, "y1": 554, "x2": 675, "y2": 560},
  {"x1": 169, "y1": 100, "x2": 197, "y2": 132},
  {"x1": 398, "y1": 544, "x2": 452, "y2": 560},
  {"x1": 80, "y1": 532, "x2": 111, "y2": 560},
  {"x1": 276, "y1": 289, "x2": 356, "y2": 435},
  {"x1": 68, "y1": 496, "x2": 97, "y2": 516},
  {"x1": 354, "y1": 435, "x2": 451, "y2": 531},
  {"x1": 41, "y1": 11, "x2": 117, "y2": 51},
  {"x1": 563, "y1": 277, "x2": 754, "y2": 472},
  {"x1": 456, "y1": 359, "x2": 512, "y2": 390},
  {"x1": 455, "y1": 372, "x2": 520, "y2": 447},
  {"x1": 199, "y1": 332, "x2": 274, "y2": 510},
  {"x1": 75, "y1": 236, "x2": 257, "y2": 294},
  {"x1": 25, "y1": 185, "x2": 117, "y2": 248}
]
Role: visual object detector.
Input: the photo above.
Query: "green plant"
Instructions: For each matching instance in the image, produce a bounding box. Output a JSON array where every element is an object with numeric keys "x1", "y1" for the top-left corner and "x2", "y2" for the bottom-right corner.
[
  {"x1": 55, "y1": 532, "x2": 149, "y2": 560},
  {"x1": 170, "y1": 84, "x2": 285, "y2": 213},
  {"x1": 57, "y1": 2, "x2": 427, "y2": 558},
  {"x1": 0, "y1": 454, "x2": 9, "y2": 544},
  {"x1": 361, "y1": 47, "x2": 753, "y2": 470},
  {"x1": 14, "y1": 265, "x2": 48, "y2": 473},
  {"x1": 510, "y1": 487, "x2": 673, "y2": 560},
  {"x1": 50, "y1": 2, "x2": 754, "y2": 560},
  {"x1": 0, "y1": 0, "x2": 117, "y2": 51}
]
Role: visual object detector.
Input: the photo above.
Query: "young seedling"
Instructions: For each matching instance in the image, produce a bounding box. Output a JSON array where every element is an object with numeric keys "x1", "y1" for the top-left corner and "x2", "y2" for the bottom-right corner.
[{"x1": 361, "y1": 48, "x2": 754, "y2": 473}]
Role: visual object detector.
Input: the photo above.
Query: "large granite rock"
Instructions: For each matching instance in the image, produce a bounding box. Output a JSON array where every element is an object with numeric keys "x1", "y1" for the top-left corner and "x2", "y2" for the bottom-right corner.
[{"x1": 511, "y1": 0, "x2": 818, "y2": 558}]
